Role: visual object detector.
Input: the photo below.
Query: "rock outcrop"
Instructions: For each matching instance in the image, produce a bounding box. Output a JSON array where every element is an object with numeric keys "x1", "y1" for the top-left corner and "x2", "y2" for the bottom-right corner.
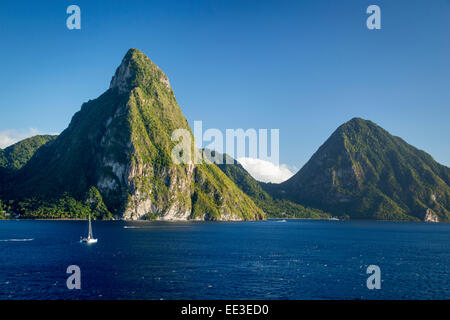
[{"x1": 424, "y1": 209, "x2": 439, "y2": 223}]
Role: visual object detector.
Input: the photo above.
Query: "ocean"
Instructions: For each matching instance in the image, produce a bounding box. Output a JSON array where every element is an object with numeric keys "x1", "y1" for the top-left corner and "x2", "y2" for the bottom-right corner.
[{"x1": 0, "y1": 219, "x2": 448, "y2": 299}]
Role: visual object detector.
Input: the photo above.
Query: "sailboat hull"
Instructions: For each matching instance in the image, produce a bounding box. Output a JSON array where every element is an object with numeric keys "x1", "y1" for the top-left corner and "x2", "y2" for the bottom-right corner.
[{"x1": 80, "y1": 238, "x2": 98, "y2": 244}]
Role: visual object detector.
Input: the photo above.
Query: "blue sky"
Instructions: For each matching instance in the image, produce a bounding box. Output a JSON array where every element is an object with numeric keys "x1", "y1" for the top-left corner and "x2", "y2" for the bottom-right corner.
[{"x1": 0, "y1": 0, "x2": 449, "y2": 180}]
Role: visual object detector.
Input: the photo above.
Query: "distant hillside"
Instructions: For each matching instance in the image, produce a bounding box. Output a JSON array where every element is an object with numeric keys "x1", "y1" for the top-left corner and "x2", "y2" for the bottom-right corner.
[
  {"x1": 0, "y1": 135, "x2": 57, "y2": 171},
  {"x1": 205, "y1": 151, "x2": 331, "y2": 219}
]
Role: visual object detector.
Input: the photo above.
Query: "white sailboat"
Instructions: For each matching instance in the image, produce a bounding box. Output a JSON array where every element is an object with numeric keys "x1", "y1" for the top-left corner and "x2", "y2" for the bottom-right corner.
[{"x1": 80, "y1": 214, "x2": 98, "y2": 244}]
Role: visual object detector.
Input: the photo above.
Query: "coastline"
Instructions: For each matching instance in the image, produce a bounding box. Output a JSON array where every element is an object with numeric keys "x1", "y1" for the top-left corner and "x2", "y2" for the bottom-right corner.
[{"x1": 0, "y1": 217, "x2": 445, "y2": 223}]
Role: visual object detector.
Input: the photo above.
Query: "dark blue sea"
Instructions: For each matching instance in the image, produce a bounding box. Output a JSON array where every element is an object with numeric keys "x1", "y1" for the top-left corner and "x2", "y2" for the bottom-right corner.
[{"x1": 0, "y1": 219, "x2": 448, "y2": 300}]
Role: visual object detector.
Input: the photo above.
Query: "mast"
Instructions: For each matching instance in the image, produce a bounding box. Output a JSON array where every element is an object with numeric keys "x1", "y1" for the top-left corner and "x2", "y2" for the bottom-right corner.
[{"x1": 88, "y1": 214, "x2": 93, "y2": 239}]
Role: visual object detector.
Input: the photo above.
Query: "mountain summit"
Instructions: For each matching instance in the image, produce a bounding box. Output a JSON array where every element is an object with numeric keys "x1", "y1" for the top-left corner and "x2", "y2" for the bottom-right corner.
[
  {"x1": 269, "y1": 118, "x2": 450, "y2": 222},
  {"x1": 109, "y1": 48, "x2": 171, "y2": 94},
  {"x1": 6, "y1": 49, "x2": 264, "y2": 221}
]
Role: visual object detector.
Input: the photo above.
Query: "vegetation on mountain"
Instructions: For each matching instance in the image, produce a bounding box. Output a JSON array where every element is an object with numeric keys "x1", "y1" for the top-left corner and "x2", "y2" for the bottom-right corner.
[
  {"x1": 209, "y1": 151, "x2": 331, "y2": 219},
  {"x1": 0, "y1": 49, "x2": 264, "y2": 221},
  {"x1": 0, "y1": 135, "x2": 57, "y2": 171},
  {"x1": 267, "y1": 118, "x2": 450, "y2": 222},
  {"x1": 1, "y1": 52, "x2": 448, "y2": 222},
  {"x1": 0, "y1": 199, "x2": 6, "y2": 219}
]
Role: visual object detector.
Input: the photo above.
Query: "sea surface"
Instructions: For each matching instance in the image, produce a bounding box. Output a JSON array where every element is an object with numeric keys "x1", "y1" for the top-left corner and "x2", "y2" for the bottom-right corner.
[{"x1": 0, "y1": 219, "x2": 448, "y2": 300}]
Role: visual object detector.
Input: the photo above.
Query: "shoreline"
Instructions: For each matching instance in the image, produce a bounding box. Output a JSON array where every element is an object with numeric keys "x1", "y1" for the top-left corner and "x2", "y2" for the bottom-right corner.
[{"x1": 0, "y1": 217, "x2": 446, "y2": 223}]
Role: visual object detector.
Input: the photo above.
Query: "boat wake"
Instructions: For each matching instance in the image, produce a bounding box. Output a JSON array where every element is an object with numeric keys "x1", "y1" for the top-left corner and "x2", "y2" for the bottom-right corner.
[
  {"x1": 123, "y1": 226, "x2": 149, "y2": 229},
  {"x1": 0, "y1": 238, "x2": 34, "y2": 242}
]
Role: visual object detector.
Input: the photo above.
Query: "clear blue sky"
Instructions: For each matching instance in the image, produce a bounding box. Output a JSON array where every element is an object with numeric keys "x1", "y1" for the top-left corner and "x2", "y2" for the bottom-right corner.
[{"x1": 0, "y1": 0, "x2": 449, "y2": 170}]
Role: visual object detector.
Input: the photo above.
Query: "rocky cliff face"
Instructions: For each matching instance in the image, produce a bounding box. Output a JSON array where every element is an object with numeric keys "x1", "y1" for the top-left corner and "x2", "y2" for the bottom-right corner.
[
  {"x1": 267, "y1": 118, "x2": 450, "y2": 222},
  {"x1": 424, "y1": 209, "x2": 439, "y2": 223},
  {"x1": 7, "y1": 49, "x2": 264, "y2": 221}
]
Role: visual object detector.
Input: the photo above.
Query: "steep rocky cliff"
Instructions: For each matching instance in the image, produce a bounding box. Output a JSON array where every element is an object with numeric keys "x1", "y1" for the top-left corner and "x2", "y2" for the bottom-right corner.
[{"x1": 5, "y1": 49, "x2": 264, "y2": 221}]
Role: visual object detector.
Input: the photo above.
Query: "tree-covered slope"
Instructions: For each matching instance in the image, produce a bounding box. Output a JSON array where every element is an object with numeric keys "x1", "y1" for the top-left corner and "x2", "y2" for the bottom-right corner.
[
  {"x1": 0, "y1": 135, "x2": 57, "y2": 171},
  {"x1": 3, "y1": 49, "x2": 264, "y2": 221},
  {"x1": 0, "y1": 135, "x2": 57, "y2": 208},
  {"x1": 269, "y1": 118, "x2": 450, "y2": 222},
  {"x1": 207, "y1": 151, "x2": 331, "y2": 219}
]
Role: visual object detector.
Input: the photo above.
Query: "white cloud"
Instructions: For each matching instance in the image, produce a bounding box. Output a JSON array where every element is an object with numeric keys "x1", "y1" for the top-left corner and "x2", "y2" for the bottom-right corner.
[
  {"x1": 237, "y1": 157, "x2": 297, "y2": 183},
  {"x1": 0, "y1": 128, "x2": 41, "y2": 149}
]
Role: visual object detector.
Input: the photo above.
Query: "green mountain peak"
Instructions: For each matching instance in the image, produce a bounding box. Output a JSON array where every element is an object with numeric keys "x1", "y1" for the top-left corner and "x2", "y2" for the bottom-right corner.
[
  {"x1": 2, "y1": 49, "x2": 264, "y2": 221},
  {"x1": 273, "y1": 118, "x2": 450, "y2": 222},
  {"x1": 110, "y1": 48, "x2": 171, "y2": 94}
]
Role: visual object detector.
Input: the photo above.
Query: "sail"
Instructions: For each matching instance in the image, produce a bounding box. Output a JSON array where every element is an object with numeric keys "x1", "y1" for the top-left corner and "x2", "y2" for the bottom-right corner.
[{"x1": 88, "y1": 214, "x2": 93, "y2": 239}]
